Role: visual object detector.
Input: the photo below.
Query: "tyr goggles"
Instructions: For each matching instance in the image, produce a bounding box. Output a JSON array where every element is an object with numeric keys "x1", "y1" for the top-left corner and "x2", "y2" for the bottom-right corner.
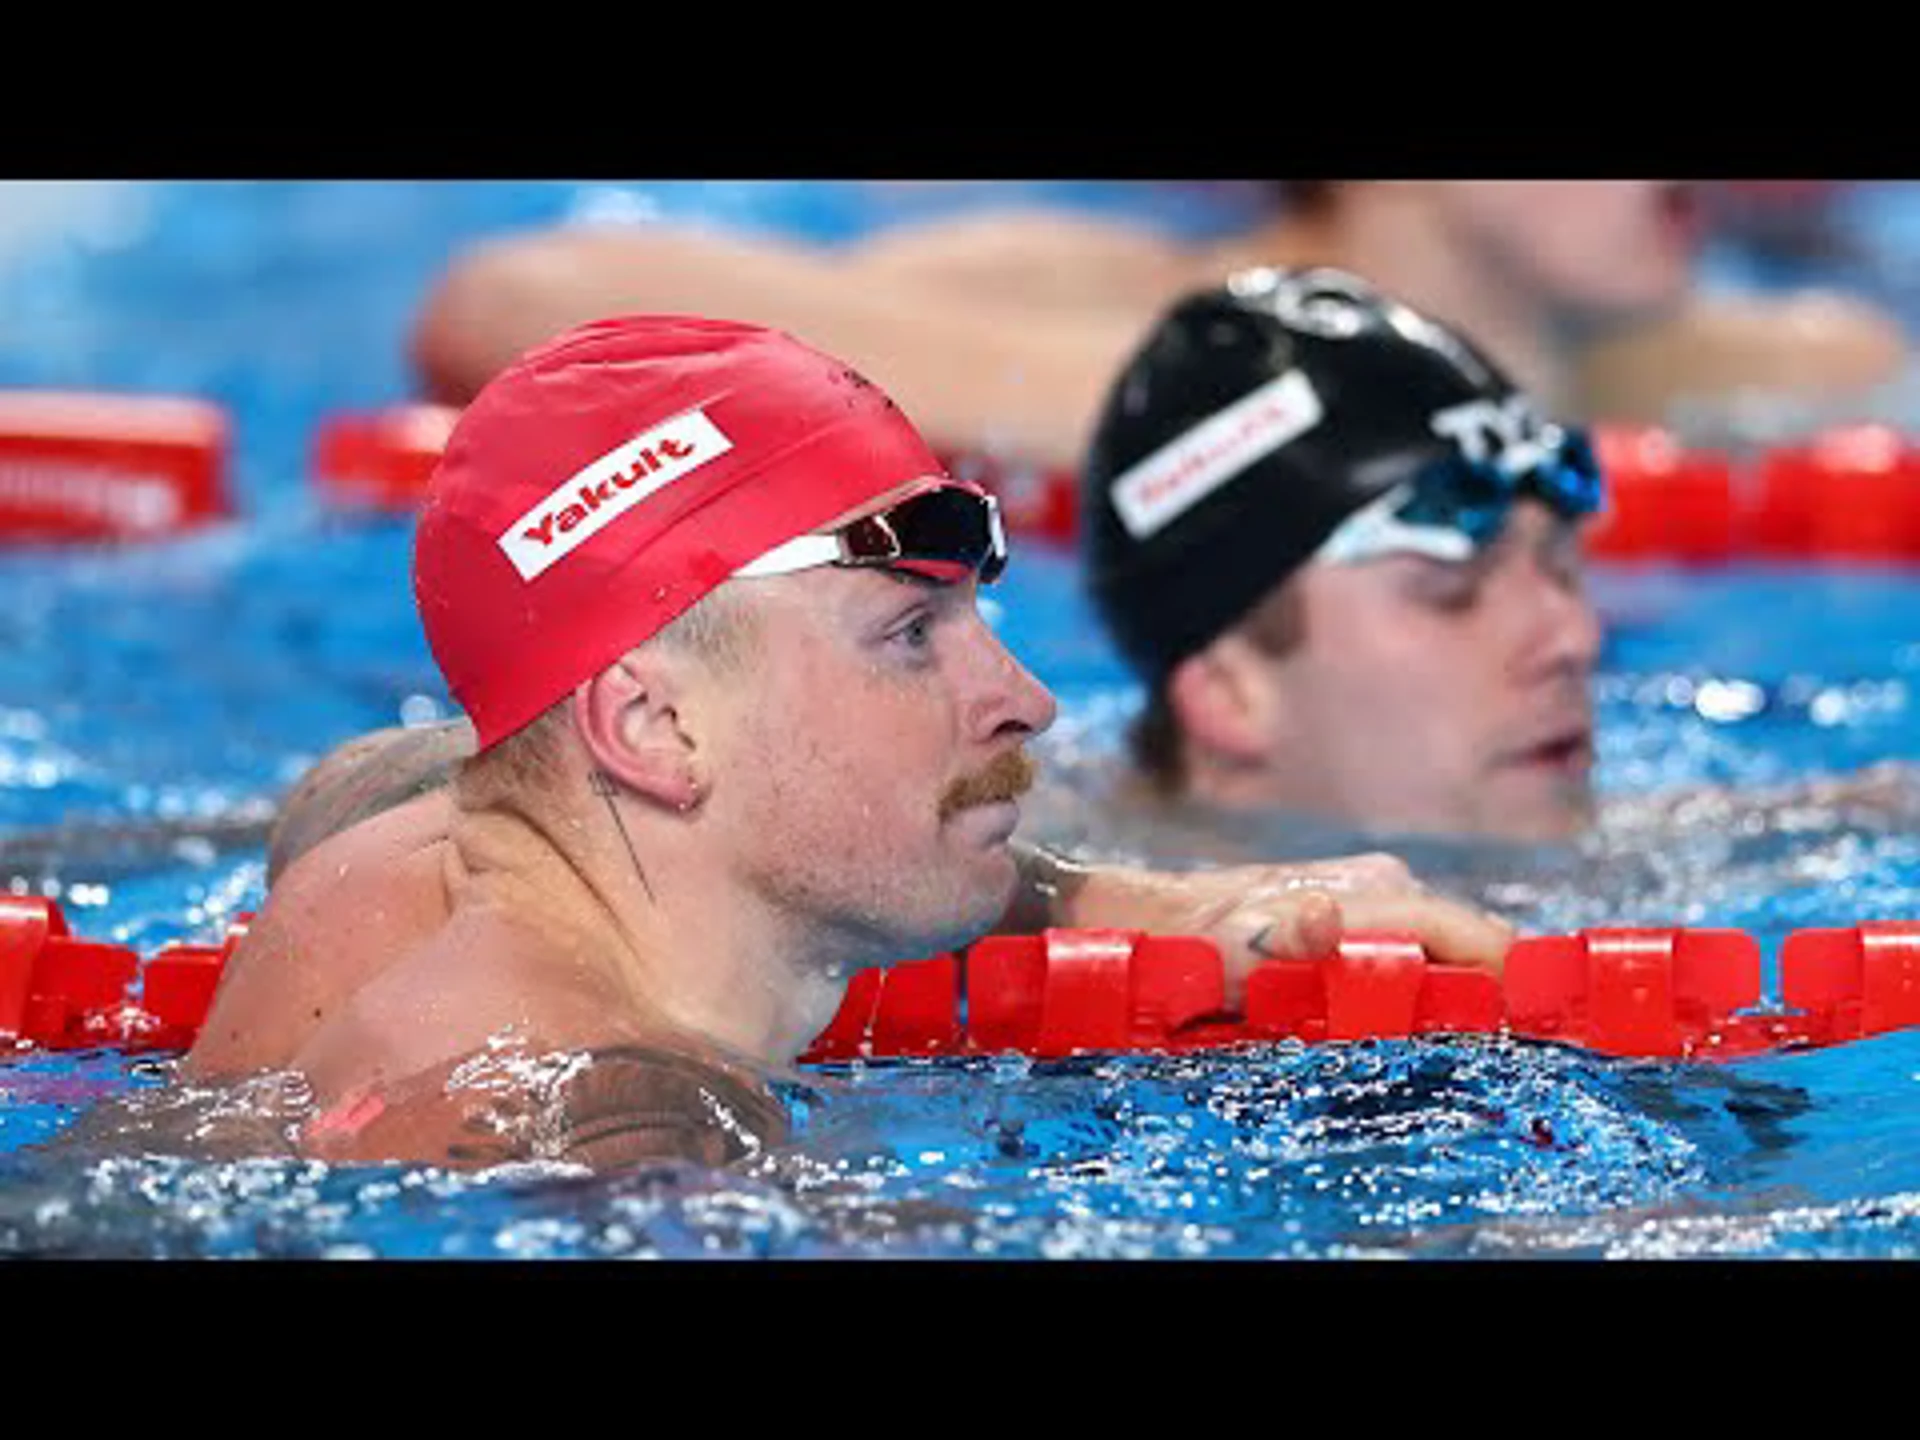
[
  {"x1": 734, "y1": 482, "x2": 1008, "y2": 584},
  {"x1": 1317, "y1": 424, "x2": 1605, "y2": 567}
]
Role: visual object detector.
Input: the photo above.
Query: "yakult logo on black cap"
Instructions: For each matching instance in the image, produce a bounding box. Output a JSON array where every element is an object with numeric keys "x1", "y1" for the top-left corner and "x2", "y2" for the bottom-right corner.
[
  {"x1": 497, "y1": 407, "x2": 734, "y2": 581},
  {"x1": 1109, "y1": 370, "x2": 1325, "y2": 540}
]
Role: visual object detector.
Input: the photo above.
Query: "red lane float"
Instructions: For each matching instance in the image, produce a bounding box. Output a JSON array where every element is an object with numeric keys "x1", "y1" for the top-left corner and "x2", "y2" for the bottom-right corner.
[
  {"x1": 1503, "y1": 927, "x2": 1797, "y2": 1059},
  {"x1": 800, "y1": 921, "x2": 1920, "y2": 1065},
  {"x1": 1, "y1": 895, "x2": 249, "y2": 1053},
  {"x1": 1781, "y1": 921, "x2": 1920, "y2": 1046},
  {"x1": 1586, "y1": 427, "x2": 1737, "y2": 563},
  {"x1": 1242, "y1": 932, "x2": 1504, "y2": 1046},
  {"x1": 1750, "y1": 425, "x2": 1920, "y2": 562},
  {"x1": 12, "y1": 892, "x2": 1920, "y2": 1067},
  {"x1": 0, "y1": 391, "x2": 229, "y2": 543},
  {"x1": 10, "y1": 395, "x2": 1918, "y2": 564},
  {"x1": 138, "y1": 913, "x2": 250, "y2": 1051},
  {"x1": 969, "y1": 929, "x2": 1231, "y2": 1056},
  {"x1": 1591, "y1": 421, "x2": 1920, "y2": 564},
  {"x1": 295, "y1": 406, "x2": 1920, "y2": 564},
  {"x1": 311, "y1": 404, "x2": 461, "y2": 510}
]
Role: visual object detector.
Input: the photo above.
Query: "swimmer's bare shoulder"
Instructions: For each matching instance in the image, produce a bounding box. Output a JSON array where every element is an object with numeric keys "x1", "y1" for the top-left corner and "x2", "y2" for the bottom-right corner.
[{"x1": 183, "y1": 789, "x2": 456, "y2": 1080}]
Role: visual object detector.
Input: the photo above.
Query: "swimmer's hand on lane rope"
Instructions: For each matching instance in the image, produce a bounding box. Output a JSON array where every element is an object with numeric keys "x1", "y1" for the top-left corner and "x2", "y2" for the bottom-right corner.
[{"x1": 1020, "y1": 847, "x2": 1514, "y2": 1010}]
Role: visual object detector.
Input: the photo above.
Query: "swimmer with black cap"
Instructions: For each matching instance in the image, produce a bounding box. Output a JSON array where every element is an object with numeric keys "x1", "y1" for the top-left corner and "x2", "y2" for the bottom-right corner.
[
  {"x1": 159, "y1": 311, "x2": 1509, "y2": 1171},
  {"x1": 1081, "y1": 267, "x2": 1605, "y2": 846}
]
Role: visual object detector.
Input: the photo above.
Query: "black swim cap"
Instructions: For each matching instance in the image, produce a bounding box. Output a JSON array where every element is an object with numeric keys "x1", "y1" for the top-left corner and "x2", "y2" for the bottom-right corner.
[{"x1": 1082, "y1": 267, "x2": 1529, "y2": 680}]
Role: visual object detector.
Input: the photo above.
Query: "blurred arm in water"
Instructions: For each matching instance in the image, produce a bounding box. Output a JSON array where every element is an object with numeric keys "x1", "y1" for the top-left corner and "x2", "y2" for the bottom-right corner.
[{"x1": 409, "y1": 181, "x2": 1907, "y2": 472}]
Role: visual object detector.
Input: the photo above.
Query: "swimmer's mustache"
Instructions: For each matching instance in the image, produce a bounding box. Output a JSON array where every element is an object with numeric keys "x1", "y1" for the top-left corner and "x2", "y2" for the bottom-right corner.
[{"x1": 937, "y1": 748, "x2": 1035, "y2": 821}]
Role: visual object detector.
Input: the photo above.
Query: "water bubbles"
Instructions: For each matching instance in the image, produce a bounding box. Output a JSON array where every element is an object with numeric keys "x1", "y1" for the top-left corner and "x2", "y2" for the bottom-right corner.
[
  {"x1": 988, "y1": 1053, "x2": 1034, "y2": 1084},
  {"x1": 0, "y1": 707, "x2": 48, "y2": 742},
  {"x1": 398, "y1": 693, "x2": 445, "y2": 727},
  {"x1": 169, "y1": 836, "x2": 217, "y2": 868},
  {"x1": 0, "y1": 751, "x2": 71, "y2": 789},
  {"x1": 1693, "y1": 678, "x2": 1767, "y2": 724},
  {"x1": 1811, "y1": 690, "x2": 1852, "y2": 727}
]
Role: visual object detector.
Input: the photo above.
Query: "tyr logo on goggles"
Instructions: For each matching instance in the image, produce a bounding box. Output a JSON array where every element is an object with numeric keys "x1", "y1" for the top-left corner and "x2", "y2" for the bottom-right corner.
[
  {"x1": 733, "y1": 482, "x2": 1008, "y2": 584},
  {"x1": 1316, "y1": 423, "x2": 1605, "y2": 567}
]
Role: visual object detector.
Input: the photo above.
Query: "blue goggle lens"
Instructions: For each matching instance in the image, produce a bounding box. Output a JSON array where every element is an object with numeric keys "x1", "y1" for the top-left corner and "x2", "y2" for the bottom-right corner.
[{"x1": 1399, "y1": 426, "x2": 1605, "y2": 543}]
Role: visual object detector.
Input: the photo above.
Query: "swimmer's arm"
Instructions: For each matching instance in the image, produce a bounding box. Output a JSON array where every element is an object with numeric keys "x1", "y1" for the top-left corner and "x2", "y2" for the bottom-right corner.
[
  {"x1": 302, "y1": 1043, "x2": 787, "y2": 1174},
  {"x1": 526, "y1": 1044, "x2": 788, "y2": 1172},
  {"x1": 409, "y1": 224, "x2": 1149, "y2": 471},
  {"x1": 999, "y1": 842, "x2": 1514, "y2": 1004},
  {"x1": 844, "y1": 208, "x2": 1191, "y2": 311}
]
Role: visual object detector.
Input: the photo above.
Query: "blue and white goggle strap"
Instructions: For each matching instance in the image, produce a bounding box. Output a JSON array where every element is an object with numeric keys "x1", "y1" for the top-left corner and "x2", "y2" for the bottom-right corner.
[
  {"x1": 1313, "y1": 481, "x2": 1480, "y2": 567},
  {"x1": 1313, "y1": 422, "x2": 1605, "y2": 569}
]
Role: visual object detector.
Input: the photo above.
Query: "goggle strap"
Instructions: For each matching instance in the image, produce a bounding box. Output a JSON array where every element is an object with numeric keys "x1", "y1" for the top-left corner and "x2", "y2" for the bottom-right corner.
[
  {"x1": 733, "y1": 533, "x2": 843, "y2": 578},
  {"x1": 1315, "y1": 483, "x2": 1479, "y2": 567}
]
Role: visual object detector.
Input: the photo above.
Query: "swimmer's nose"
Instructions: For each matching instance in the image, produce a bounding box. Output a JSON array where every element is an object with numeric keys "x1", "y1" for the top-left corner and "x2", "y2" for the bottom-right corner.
[
  {"x1": 1513, "y1": 549, "x2": 1604, "y2": 683},
  {"x1": 1536, "y1": 575, "x2": 1604, "y2": 677},
  {"x1": 968, "y1": 626, "x2": 1058, "y2": 743}
]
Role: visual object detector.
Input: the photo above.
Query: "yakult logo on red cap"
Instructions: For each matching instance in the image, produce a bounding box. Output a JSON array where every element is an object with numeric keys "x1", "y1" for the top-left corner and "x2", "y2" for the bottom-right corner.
[{"x1": 497, "y1": 406, "x2": 734, "y2": 580}]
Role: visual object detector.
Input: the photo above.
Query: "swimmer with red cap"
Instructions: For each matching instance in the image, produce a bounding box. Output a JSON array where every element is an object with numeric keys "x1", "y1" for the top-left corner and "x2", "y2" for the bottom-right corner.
[{"x1": 180, "y1": 315, "x2": 1510, "y2": 1172}]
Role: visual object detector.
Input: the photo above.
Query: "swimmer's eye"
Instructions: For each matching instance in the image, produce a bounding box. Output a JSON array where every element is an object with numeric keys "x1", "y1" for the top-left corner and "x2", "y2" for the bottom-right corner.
[
  {"x1": 886, "y1": 608, "x2": 937, "y2": 654},
  {"x1": 1402, "y1": 561, "x2": 1483, "y2": 614}
]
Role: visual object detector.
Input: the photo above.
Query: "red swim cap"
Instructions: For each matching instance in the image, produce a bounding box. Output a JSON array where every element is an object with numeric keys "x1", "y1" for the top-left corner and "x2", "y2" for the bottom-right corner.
[{"x1": 414, "y1": 314, "x2": 949, "y2": 750}]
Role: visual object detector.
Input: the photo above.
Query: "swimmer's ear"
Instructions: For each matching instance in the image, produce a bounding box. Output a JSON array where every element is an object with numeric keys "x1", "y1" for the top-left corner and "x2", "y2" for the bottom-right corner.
[
  {"x1": 1168, "y1": 633, "x2": 1289, "y2": 772},
  {"x1": 571, "y1": 653, "x2": 704, "y2": 812}
]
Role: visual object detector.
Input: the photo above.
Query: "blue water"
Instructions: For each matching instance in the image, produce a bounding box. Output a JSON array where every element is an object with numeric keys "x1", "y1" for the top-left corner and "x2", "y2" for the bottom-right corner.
[{"x1": 2, "y1": 180, "x2": 1919, "y2": 1258}]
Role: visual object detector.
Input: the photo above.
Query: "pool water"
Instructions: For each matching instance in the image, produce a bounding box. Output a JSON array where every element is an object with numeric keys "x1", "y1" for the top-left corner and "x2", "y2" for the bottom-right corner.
[{"x1": 2, "y1": 181, "x2": 1920, "y2": 1259}]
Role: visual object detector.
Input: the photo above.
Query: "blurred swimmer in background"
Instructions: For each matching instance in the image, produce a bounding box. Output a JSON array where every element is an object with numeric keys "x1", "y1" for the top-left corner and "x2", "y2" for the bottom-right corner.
[
  {"x1": 407, "y1": 181, "x2": 1906, "y2": 474},
  {"x1": 1022, "y1": 266, "x2": 1915, "y2": 885}
]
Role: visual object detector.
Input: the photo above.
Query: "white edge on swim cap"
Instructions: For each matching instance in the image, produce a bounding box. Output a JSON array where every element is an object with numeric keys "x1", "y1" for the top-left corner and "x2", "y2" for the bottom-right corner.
[
  {"x1": 1108, "y1": 369, "x2": 1324, "y2": 540},
  {"x1": 1313, "y1": 482, "x2": 1478, "y2": 568}
]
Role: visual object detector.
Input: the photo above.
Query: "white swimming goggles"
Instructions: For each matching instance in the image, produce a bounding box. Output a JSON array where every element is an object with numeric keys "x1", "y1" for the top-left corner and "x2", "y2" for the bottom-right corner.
[{"x1": 734, "y1": 482, "x2": 1008, "y2": 584}]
